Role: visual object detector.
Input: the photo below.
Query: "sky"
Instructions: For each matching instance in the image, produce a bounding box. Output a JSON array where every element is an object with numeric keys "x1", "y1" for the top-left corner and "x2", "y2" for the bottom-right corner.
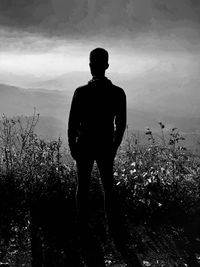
[{"x1": 0, "y1": 0, "x2": 200, "y2": 89}]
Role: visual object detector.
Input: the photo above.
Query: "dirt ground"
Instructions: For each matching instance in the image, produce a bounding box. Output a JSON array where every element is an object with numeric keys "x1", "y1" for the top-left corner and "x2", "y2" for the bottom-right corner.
[{"x1": 105, "y1": 211, "x2": 200, "y2": 267}]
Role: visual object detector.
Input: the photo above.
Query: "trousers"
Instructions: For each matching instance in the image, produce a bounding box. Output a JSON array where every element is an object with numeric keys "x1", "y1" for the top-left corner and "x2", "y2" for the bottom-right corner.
[
  {"x1": 75, "y1": 152, "x2": 141, "y2": 267},
  {"x1": 76, "y1": 154, "x2": 114, "y2": 220}
]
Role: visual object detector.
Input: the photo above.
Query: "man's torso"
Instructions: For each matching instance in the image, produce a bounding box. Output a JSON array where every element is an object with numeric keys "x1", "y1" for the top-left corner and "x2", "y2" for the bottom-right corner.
[{"x1": 73, "y1": 77, "x2": 125, "y2": 155}]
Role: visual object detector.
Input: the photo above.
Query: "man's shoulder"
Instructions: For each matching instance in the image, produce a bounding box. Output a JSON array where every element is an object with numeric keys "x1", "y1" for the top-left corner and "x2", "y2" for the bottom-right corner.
[
  {"x1": 73, "y1": 80, "x2": 126, "y2": 97},
  {"x1": 75, "y1": 83, "x2": 89, "y2": 91},
  {"x1": 111, "y1": 83, "x2": 126, "y2": 97},
  {"x1": 74, "y1": 83, "x2": 90, "y2": 94}
]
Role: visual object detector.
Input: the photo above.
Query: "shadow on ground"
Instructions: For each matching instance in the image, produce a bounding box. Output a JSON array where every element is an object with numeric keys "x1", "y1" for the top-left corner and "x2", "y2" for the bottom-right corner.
[{"x1": 29, "y1": 184, "x2": 200, "y2": 267}]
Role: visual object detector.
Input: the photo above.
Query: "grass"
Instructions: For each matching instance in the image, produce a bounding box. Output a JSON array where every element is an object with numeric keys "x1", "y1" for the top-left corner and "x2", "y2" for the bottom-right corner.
[{"x1": 0, "y1": 113, "x2": 200, "y2": 266}]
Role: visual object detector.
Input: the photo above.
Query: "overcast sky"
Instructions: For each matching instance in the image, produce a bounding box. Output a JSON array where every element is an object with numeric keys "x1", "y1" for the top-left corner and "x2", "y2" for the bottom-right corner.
[{"x1": 0, "y1": 0, "x2": 200, "y2": 85}]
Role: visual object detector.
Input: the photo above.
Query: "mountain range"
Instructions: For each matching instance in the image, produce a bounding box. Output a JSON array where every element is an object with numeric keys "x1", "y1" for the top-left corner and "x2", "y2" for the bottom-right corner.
[{"x1": 0, "y1": 78, "x2": 200, "y2": 149}]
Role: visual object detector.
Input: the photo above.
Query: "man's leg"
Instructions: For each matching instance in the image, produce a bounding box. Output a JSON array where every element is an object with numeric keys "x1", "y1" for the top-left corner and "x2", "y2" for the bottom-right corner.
[
  {"x1": 76, "y1": 156, "x2": 94, "y2": 228},
  {"x1": 76, "y1": 156, "x2": 106, "y2": 267},
  {"x1": 96, "y1": 157, "x2": 121, "y2": 239},
  {"x1": 97, "y1": 156, "x2": 142, "y2": 267}
]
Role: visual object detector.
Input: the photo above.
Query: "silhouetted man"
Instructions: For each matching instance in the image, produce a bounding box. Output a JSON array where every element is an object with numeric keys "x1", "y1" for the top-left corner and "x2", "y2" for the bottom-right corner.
[{"x1": 68, "y1": 48, "x2": 140, "y2": 266}]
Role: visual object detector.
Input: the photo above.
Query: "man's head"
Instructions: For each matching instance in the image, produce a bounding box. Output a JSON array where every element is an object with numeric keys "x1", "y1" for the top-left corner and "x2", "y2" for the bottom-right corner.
[{"x1": 89, "y1": 48, "x2": 109, "y2": 78}]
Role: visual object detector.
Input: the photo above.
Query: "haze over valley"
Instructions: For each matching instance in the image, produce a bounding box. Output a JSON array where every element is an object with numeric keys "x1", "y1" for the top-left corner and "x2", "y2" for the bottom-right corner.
[{"x1": 1, "y1": 73, "x2": 200, "y2": 149}]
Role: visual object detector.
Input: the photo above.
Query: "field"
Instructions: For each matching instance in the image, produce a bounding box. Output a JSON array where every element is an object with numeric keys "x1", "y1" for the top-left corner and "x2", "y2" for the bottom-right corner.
[{"x1": 0, "y1": 114, "x2": 200, "y2": 266}]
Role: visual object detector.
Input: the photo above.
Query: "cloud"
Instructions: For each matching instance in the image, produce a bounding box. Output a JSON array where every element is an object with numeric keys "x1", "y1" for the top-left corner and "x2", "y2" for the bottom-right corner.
[
  {"x1": 0, "y1": 0, "x2": 199, "y2": 38},
  {"x1": 0, "y1": 0, "x2": 53, "y2": 27},
  {"x1": 0, "y1": 0, "x2": 199, "y2": 86}
]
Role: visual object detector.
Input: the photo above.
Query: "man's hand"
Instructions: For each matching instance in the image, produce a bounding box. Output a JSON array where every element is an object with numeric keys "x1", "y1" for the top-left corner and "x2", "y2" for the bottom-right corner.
[
  {"x1": 71, "y1": 151, "x2": 78, "y2": 160},
  {"x1": 112, "y1": 143, "x2": 118, "y2": 159},
  {"x1": 70, "y1": 145, "x2": 79, "y2": 160}
]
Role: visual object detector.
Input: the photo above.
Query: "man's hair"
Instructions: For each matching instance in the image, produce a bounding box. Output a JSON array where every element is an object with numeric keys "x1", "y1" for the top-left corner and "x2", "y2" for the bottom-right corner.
[{"x1": 89, "y1": 48, "x2": 109, "y2": 65}]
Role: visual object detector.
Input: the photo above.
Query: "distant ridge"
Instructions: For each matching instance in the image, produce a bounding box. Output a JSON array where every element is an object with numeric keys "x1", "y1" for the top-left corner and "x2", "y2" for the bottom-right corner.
[{"x1": 0, "y1": 82, "x2": 200, "y2": 148}]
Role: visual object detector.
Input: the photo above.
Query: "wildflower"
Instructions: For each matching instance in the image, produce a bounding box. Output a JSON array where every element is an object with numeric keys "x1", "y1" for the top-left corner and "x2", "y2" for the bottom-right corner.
[
  {"x1": 145, "y1": 127, "x2": 152, "y2": 135},
  {"x1": 169, "y1": 139, "x2": 174, "y2": 145},
  {"x1": 143, "y1": 172, "x2": 148, "y2": 177},
  {"x1": 130, "y1": 169, "x2": 136, "y2": 175},
  {"x1": 64, "y1": 164, "x2": 71, "y2": 172},
  {"x1": 158, "y1": 121, "x2": 165, "y2": 129},
  {"x1": 143, "y1": 260, "x2": 151, "y2": 266},
  {"x1": 161, "y1": 167, "x2": 165, "y2": 173},
  {"x1": 138, "y1": 160, "x2": 143, "y2": 166},
  {"x1": 105, "y1": 260, "x2": 112, "y2": 265},
  {"x1": 147, "y1": 178, "x2": 151, "y2": 183},
  {"x1": 195, "y1": 254, "x2": 200, "y2": 262},
  {"x1": 185, "y1": 174, "x2": 193, "y2": 181}
]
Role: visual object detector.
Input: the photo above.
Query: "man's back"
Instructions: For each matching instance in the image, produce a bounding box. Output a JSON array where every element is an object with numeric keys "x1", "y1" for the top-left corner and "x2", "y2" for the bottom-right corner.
[{"x1": 68, "y1": 76, "x2": 126, "y2": 157}]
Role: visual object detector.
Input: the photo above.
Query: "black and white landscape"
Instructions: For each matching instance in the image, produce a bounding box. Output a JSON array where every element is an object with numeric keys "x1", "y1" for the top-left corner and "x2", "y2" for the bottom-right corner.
[{"x1": 0, "y1": 1, "x2": 200, "y2": 266}]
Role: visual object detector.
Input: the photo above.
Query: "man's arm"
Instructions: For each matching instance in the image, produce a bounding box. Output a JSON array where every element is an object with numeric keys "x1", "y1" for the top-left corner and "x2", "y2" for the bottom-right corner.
[
  {"x1": 113, "y1": 89, "x2": 127, "y2": 153},
  {"x1": 68, "y1": 89, "x2": 80, "y2": 160}
]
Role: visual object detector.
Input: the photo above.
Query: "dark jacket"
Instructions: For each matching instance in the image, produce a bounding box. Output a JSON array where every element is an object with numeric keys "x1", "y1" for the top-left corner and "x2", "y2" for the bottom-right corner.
[{"x1": 68, "y1": 77, "x2": 126, "y2": 159}]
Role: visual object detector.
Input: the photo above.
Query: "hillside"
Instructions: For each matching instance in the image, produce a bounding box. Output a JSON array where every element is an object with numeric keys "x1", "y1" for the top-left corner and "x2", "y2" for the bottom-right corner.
[
  {"x1": 0, "y1": 82, "x2": 200, "y2": 149},
  {"x1": 0, "y1": 83, "x2": 70, "y2": 122}
]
